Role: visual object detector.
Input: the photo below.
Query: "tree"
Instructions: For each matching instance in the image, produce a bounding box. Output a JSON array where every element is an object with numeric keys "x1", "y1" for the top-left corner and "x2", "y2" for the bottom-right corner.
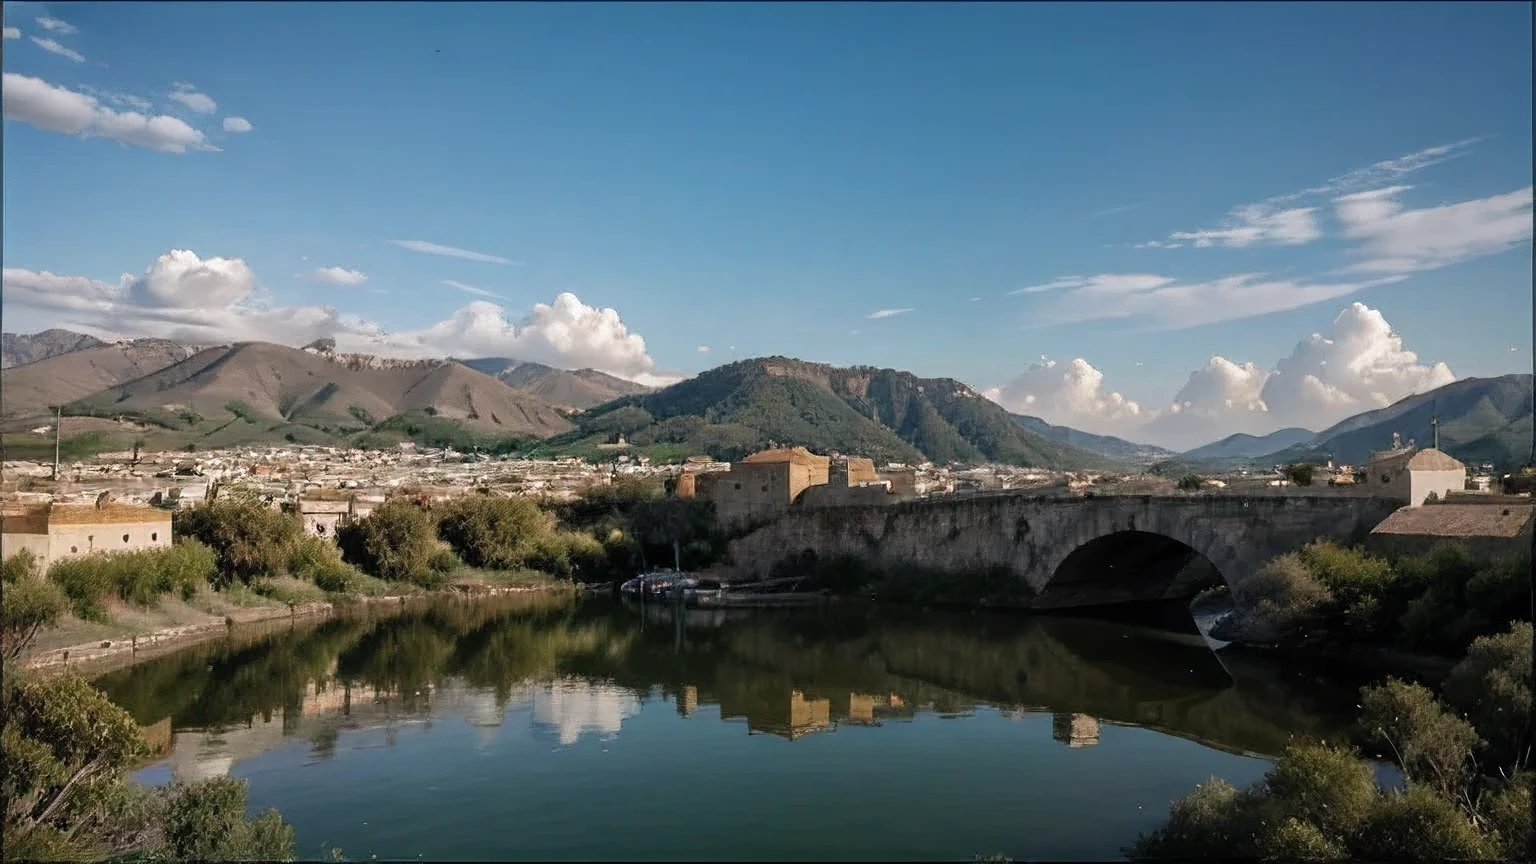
[
  {"x1": 1, "y1": 551, "x2": 68, "y2": 661},
  {"x1": 1177, "y1": 474, "x2": 1204, "y2": 492},
  {"x1": 1286, "y1": 463, "x2": 1316, "y2": 486}
]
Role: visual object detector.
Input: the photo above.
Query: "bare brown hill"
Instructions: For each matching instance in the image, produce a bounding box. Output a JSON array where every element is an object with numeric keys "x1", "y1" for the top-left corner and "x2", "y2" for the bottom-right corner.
[
  {"x1": 1, "y1": 340, "x2": 199, "y2": 418},
  {"x1": 2, "y1": 329, "x2": 107, "y2": 369},
  {"x1": 460, "y1": 358, "x2": 651, "y2": 411},
  {"x1": 68, "y1": 341, "x2": 573, "y2": 439}
]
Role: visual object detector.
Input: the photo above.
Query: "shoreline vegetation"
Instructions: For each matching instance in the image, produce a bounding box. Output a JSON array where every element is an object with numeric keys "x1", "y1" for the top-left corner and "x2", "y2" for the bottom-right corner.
[{"x1": 4, "y1": 475, "x2": 1531, "y2": 861}]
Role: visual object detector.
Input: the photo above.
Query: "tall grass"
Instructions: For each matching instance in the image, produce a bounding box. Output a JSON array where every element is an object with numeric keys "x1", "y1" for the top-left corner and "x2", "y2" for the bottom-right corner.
[{"x1": 47, "y1": 540, "x2": 218, "y2": 622}]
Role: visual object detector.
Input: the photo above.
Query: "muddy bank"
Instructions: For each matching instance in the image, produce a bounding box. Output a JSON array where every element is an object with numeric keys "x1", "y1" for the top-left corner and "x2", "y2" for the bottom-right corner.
[{"x1": 19, "y1": 584, "x2": 574, "y2": 675}]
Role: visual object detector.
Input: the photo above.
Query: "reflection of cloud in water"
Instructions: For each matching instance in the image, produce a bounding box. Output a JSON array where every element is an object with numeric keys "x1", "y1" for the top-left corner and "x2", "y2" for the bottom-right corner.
[{"x1": 527, "y1": 679, "x2": 641, "y2": 747}]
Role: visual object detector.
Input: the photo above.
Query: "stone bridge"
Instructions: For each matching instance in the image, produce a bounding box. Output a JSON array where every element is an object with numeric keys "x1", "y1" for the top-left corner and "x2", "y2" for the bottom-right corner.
[{"x1": 725, "y1": 492, "x2": 1406, "y2": 609}]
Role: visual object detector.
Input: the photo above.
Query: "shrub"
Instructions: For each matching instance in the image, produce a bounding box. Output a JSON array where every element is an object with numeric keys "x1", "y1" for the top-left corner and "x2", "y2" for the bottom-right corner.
[
  {"x1": 45, "y1": 542, "x2": 218, "y2": 622},
  {"x1": 1297, "y1": 541, "x2": 1394, "y2": 628},
  {"x1": 161, "y1": 777, "x2": 295, "y2": 861},
  {"x1": 1264, "y1": 741, "x2": 1378, "y2": 838},
  {"x1": 1, "y1": 551, "x2": 68, "y2": 661},
  {"x1": 337, "y1": 499, "x2": 442, "y2": 586},
  {"x1": 1442, "y1": 622, "x2": 1532, "y2": 774},
  {"x1": 1351, "y1": 786, "x2": 1496, "y2": 862},
  {"x1": 287, "y1": 534, "x2": 368, "y2": 593},
  {"x1": 175, "y1": 499, "x2": 305, "y2": 585},
  {"x1": 1358, "y1": 679, "x2": 1481, "y2": 799},
  {"x1": 1228, "y1": 553, "x2": 1334, "y2": 642},
  {"x1": 1479, "y1": 772, "x2": 1532, "y2": 859},
  {"x1": 1176, "y1": 474, "x2": 1204, "y2": 491},
  {"x1": 525, "y1": 531, "x2": 607, "y2": 581},
  {"x1": 437, "y1": 495, "x2": 554, "y2": 569},
  {"x1": 1123, "y1": 777, "x2": 1266, "y2": 859},
  {"x1": 1286, "y1": 463, "x2": 1316, "y2": 486}
]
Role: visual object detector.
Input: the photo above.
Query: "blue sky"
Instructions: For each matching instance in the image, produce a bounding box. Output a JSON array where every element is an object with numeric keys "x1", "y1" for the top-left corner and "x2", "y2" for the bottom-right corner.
[{"x1": 2, "y1": 1, "x2": 1531, "y2": 449}]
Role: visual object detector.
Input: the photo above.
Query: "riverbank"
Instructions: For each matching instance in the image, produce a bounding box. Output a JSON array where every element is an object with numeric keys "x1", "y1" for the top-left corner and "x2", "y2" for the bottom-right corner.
[{"x1": 18, "y1": 581, "x2": 576, "y2": 674}]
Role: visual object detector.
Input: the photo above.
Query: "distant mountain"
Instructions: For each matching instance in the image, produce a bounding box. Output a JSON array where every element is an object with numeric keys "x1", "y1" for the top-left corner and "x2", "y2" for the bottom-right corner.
[
  {"x1": 1, "y1": 329, "x2": 107, "y2": 369},
  {"x1": 63, "y1": 341, "x2": 573, "y2": 444},
  {"x1": 1264, "y1": 374, "x2": 1533, "y2": 469},
  {"x1": 545, "y1": 356, "x2": 1116, "y2": 468},
  {"x1": 1, "y1": 338, "x2": 199, "y2": 417},
  {"x1": 1181, "y1": 427, "x2": 1317, "y2": 462},
  {"x1": 1012, "y1": 414, "x2": 1177, "y2": 463},
  {"x1": 459, "y1": 358, "x2": 651, "y2": 411}
]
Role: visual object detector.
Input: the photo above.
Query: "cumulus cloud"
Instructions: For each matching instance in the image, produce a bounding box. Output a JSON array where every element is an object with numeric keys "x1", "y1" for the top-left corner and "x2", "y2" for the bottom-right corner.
[
  {"x1": 443, "y1": 279, "x2": 504, "y2": 299},
  {"x1": 981, "y1": 358, "x2": 1151, "y2": 437},
  {"x1": 168, "y1": 82, "x2": 217, "y2": 114},
  {"x1": 697, "y1": 345, "x2": 710, "y2": 353},
  {"x1": 867, "y1": 308, "x2": 913, "y2": 319},
  {"x1": 1146, "y1": 139, "x2": 1483, "y2": 251},
  {"x1": 3, "y1": 26, "x2": 20, "y2": 40},
  {"x1": 1335, "y1": 185, "x2": 1534, "y2": 275},
  {"x1": 29, "y1": 36, "x2": 82, "y2": 62},
  {"x1": 1024, "y1": 270, "x2": 1405, "y2": 329},
  {"x1": 222, "y1": 116, "x2": 253, "y2": 133},
  {"x1": 389, "y1": 239, "x2": 519, "y2": 265},
  {"x1": 984, "y1": 302, "x2": 1457, "y2": 450},
  {"x1": 1, "y1": 249, "x2": 670, "y2": 386},
  {"x1": 2, "y1": 72, "x2": 217, "y2": 154},
  {"x1": 35, "y1": 16, "x2": 77, "y2": 35},
  {"x1": 305, "y1": 267, "x2": 367, "y2": 287}
]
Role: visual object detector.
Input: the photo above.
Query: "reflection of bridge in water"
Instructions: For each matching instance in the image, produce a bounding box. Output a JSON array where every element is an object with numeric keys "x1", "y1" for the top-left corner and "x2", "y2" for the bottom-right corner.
[{"x1": 101, "y1": 595, "x2": 1359, "y2": 783}]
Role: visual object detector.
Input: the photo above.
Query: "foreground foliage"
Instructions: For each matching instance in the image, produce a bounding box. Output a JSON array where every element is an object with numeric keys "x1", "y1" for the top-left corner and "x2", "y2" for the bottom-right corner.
[
  {"x1": 2, "y1": 550, "x2": 69, "y2": 661},
  {"x1": 1, "y1": 671, "x2": 295, "y2": 862},
  {"x1": 1128, "y1": 620, "x2": 1534, "y2": 861}
]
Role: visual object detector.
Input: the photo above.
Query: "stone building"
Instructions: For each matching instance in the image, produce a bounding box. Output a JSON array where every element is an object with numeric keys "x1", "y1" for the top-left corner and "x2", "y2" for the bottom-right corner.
[
  {"x1": 1365, "y1": 446, "x2": 1467, "y2": 506},
  {"x1": 1366, "y1": 498, "x2": 1535, "y2": 563},
  {"x1": 1, "y1": 499, "x2": 172, "y2": 570},
  {"x1": 689, "y1": 447, "x2": 913, "y2": 527}
]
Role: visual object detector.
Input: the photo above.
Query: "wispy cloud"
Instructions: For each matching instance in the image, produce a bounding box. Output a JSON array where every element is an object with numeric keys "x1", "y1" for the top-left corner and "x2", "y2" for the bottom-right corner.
[
  {"x1": 3, "y1": 26, "x2": 21, "y2": 40},
  {"x1": 1335, "y1": 185, "x2": 1534, "y2": 275},
  {"x1": 304, "y1": 266, "x2": 368, "y2": 286},
  {"x1": 2, "y1": 72, "x2": 218, "y2": 154},
  {"x1": 222, "y1": 116, "x2": 253, "y2": 134},
  {"x1": 1146, "y1": 139, "x2": 1484, "y2": 250},
  {"x1": 697, "y1": 345, "x2": 710, "y2": 353},
  {"x1": 169, "y1": 82, "x2": 217, "y2": 114},
  {"x1": 29, "y1": 36, "x2": 84, "y2": 63},
  {"x1": 966, "y1": 296, "x2": 981, "y2": 302},
  {"x1": 390, "y1": 240, "x2": 520, "y2": 265},
  {"x1": 1087, "y1": 204, "x2": 1142, "y2": 219},
  {"x1": 867, "y1": 308, "x2": 913, "y2": 319},
  {"x1": 35, "y1": 16, "x2": 77, "y2": 35},
  {"x1": 443, "y1": 279, "x2": 505, "y2": 299},
  {"x1": 1012, "y1": 274, "x2": 1174, "y2": 296}
]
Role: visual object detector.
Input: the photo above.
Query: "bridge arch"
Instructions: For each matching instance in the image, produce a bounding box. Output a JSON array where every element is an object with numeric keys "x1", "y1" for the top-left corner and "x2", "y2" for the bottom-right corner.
[{"x1": 1033, "y1": 530, "x2": 1231, "y2": 610}]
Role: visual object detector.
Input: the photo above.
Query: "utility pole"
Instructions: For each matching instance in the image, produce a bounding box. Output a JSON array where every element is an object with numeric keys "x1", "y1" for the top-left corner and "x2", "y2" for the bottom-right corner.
[{"x1": 51, "y1": 405, "x2": 62, "y2": 481}]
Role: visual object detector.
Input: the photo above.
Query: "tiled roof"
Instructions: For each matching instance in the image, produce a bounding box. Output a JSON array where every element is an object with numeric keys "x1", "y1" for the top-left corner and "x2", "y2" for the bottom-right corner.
[
  {"x1": 1371, "y1": 503, "x2": 1535, "y2": 538},
  {"x1": 740, "y1": 447, "x2": 829, "y2": 466},
  {"x1": 1406, "y1": 449, "x2": 1466, "y2": 471}
]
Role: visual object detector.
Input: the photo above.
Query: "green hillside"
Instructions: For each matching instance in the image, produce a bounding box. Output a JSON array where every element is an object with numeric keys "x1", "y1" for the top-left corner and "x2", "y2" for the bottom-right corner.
[{"x1": 535, "y1": 357, "x2": 1117, "y2": 468}]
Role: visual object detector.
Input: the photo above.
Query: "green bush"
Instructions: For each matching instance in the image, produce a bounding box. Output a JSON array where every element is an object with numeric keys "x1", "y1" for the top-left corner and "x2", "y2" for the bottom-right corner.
[
  {"x1": 1263, "y1": 741, "x2": 1378, "y2": 837},
  {"x1": 1, "y1": 551, "x2": 68, "y2": 661},
  {"x1": 1358, "y1": 679, "x2": 1480, "y2": 798},
  {"x1": 288, "y1": 534, "x2": 369, "y2": 593},
  {"x1": 1228, "y1": 553, "x2": 1334, "y2": 642},
  {"x1": 1442, "y1": 622, "x2": 1532, "y2": 774},
  {"x1": 175, "y1": 499, "x2": 306, "y2": 585},
  {"x1": 161, "y1": 776, "x2": 295, "y2": 861},
  {"x1": 437, "y1": 495, "x2": 554, "y2": 569},
  {"x1": 1176, "y1": 474, "x2": 1204, "y2": 491},
  {"x1": 336, "y1": 499, "x2": 443, "y2": 586},
  {"x1": 1350, "y1": 786, "x2": 1496, "y2": 861},
  {"x1": 44, "y1": 541, "x2": 218, "y2": 622}
]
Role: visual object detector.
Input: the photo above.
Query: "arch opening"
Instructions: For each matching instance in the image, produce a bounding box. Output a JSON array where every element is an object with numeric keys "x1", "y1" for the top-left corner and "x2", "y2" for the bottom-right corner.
[{"x1": 1035, "y1": 530, "x2": 1224, "y2": 612}]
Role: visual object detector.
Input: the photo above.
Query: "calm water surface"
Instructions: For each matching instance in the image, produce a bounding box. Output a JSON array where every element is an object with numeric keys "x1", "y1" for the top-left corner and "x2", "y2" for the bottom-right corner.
[{"x1": 95, "y1": 595, "x2": 1367, "y2": 861}]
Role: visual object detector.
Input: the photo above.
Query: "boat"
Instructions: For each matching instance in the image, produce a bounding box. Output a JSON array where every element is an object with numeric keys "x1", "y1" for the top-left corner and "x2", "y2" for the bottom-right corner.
[{"x1": 621, "y1": 570, "x2": 694, "y2": 600}]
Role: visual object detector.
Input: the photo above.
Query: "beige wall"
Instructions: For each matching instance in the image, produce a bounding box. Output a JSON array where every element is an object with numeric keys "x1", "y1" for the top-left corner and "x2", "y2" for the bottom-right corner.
[
  {"x1": 47, "y1": 519, "x2": 172, "y2": 568},
  {"x1": 701, "y1": 462, "x2": 796, "y2": 527},
  {"x1": 1409, "y1": 468, "x2": 1466, "y2": 507},
  {"x1": 0, "y1": 533, "x2": 51, "y2": 566}
]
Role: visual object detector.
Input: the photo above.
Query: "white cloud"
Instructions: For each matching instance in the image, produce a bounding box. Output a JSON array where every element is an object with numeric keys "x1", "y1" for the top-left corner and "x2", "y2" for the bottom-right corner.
[
  {"x1": 867, "y1": 308, "x2": 913, "y2": 319},
  {"x1": 1148, "y1": 139, "x2": 1482, "y2": 251},
  {"x1": 29, "y1": 36, "x2": 84, "y2": 62},
  {"x1": 305, "y1": 267, "x2": 367, "y2": 286},
  {"x1": 1, "y1": 250, "x2": 671, "y2": 386},
  {"x1": 443, "y1": 279, "x2": 504, "y2": 299},
  {"x1": 697, "y1": 345, "x2": 710, "y2": 353},
  {"x1": 1025, "y1": 270, "x2": 1405, "y2": 329},
  {"x1": 3, "y1": 27, "x2": 20, "y2": 40},
  {"x1": 35, "y1": 16, "x2": 76, "y2": 35},
  {"x1": 168, "y1": 82, "x2": 217, "y2": 114},
  {"x1": 2, "y1": 72, "x2": 217, "y2": 154},
  {"x1": 981, "y1": 358, "x2": 1151, "y2": 437},
  {"x1": 1335, "y1": 185, "x2": 1534, "y2": 275},
  {"x1": 222, "y1": 116, "x2": 253, "y2": 133},
  {"x1": 389, "y1": 239, "x2": 519, "y2": 265},
  {"x1": 984, "y1": 301, "x2": 1457, "y2": 450}
]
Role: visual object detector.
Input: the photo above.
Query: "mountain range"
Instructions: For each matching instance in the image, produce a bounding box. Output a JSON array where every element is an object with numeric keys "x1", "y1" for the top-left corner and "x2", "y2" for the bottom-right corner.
[{"x1": 0, "y1": 329, "x2": 1529, "y2": 471}]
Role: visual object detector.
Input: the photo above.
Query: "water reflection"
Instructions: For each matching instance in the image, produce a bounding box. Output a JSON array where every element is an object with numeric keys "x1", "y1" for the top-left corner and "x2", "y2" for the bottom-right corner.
[{"x1": 97, "y1": 594, "x2": 1359, "y2": 787}]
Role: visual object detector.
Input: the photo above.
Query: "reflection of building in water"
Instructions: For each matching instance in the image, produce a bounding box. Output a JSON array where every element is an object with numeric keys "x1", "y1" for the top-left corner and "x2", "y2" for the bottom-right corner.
[
  {"x1": 1051, "y1": 712, "x2": 1101, "y2": 748},
  {"x1": 530, "y1": 678, "x2": 642, "y2": 747},
  {"x1": 677, "y1": 685, "x2": 699, "y2": 718},
  {"x1": 716, "y1": 681, "x2": 908, "y2": 740}
]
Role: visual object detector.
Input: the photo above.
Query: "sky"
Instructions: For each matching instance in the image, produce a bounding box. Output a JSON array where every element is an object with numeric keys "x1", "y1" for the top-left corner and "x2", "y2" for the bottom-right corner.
[{"x1": 2, "y1": 1, "x2": 1531, "y2": 451}]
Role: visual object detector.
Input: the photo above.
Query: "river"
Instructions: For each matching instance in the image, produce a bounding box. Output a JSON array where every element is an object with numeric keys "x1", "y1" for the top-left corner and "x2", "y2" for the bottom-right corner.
[{"x1": 93, "y1": 594, "x2": 1378, "y2": 862}]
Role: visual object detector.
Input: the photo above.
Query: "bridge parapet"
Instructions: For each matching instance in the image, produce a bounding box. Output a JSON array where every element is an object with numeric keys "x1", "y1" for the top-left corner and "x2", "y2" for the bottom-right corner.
[{"x1": 726, "y1": 492, "x2": 1406, "y2": 610}]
